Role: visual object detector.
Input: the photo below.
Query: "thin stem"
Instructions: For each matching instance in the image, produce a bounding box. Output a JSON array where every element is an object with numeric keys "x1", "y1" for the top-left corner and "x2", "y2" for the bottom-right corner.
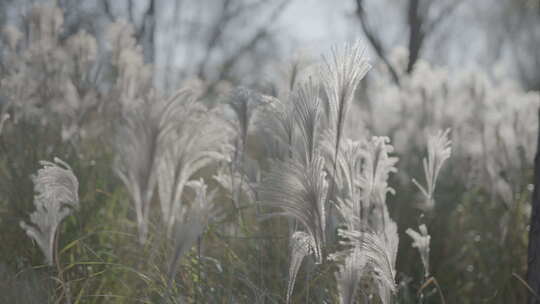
[
  {"x1": 197, "y1": 235, "x2": 202, "y2": 304},
  {"x1": 305, "y1": 269, "x2": 310, "y2": 304},
  {"x1": 513, "y1": 272, "x2": 540, "y2": 301},
  {"x1": 54, "y1": 228, "x2": 72, "y2": 304},
  {"x1": 418, "y1": 276, "x2": 446, "y2": 304}
]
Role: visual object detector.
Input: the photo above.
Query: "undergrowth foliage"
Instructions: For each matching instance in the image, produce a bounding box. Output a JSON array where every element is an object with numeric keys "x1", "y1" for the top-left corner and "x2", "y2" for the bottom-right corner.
[{"x1": 1, "y1": 3, "x2": 538, "y2": 304}]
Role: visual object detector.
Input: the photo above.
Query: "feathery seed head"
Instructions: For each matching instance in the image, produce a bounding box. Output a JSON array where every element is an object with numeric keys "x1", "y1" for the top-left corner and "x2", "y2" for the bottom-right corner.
[
  {"x1": 406, "y1": 224, "x2": 431, "y2": 278},
  {"x1": 20, "y1": 158, "x2": 79, "y2": 266}
]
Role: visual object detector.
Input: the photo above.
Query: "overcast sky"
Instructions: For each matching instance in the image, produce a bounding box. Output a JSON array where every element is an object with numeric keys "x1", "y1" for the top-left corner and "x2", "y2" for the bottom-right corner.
[
  {"x1": 276, "y1": 0, "x2": 357, "y2": 53},
  {"x1": 2, "y1": 0, "x2": 518, "y2": 86}
]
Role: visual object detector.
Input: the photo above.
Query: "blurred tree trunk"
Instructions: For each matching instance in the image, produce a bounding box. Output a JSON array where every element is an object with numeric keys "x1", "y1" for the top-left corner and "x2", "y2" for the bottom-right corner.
[
  {"x1": 102, "y1": 0, "x2": 155, "y2": 63},
  {"x1": 138, "y1": 0, "x2": 156, "y2": 64},
  {"x1": 354, "y1": 0, "x2": 463, "y2": 85},
  {"x1": 528, "y1": 108, "x2": 540, "y2": 304},
  {"x1": 406, "y1": 0, "x2": 424, "y2": 74}
]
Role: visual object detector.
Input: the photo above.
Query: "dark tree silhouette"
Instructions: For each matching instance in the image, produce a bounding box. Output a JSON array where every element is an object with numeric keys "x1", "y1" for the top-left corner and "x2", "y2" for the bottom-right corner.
[
  {"x1": 528, "y1": 108, "x2": 540, "y2": 303},
  {"x1": 354, "y1": 0, "x2": 463, "y2": 86}
]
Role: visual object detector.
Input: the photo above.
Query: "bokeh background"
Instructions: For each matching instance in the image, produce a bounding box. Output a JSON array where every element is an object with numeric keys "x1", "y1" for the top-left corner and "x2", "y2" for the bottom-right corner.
[{"x1": 0, "y1": 0, "x2": 539, "y2": 303}]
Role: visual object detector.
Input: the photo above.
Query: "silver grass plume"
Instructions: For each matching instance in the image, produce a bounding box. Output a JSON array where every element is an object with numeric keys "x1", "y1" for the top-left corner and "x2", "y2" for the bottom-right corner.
[
  {"x1": 322, "y1": 135, "x2": 397, "y2": 248},
  {"x1": 337, "y1": 135, "x2": 400, "y2": 304},
  {"x1": 0, "y1": 113, "x2": 9, "y2": 135},
  {"x1": 320, "y1": 42, "x2": 371, "y2": 169},
  {"x1": 213, "y1": 169, "x2": 256, "y2": 203},
  {"x1": 257, "y1": 95, "x2": 296, "y2": 160},
  {"x1": 405, "y1": 224, "x2": 431, "y2": 278},
  {"x1": 331, "y1": 138, "x2": 365, "y2": 197},
  {"x1": 330, "y1": 136, "x2": 398, "y2": 303},
  {"x1": 259, "y1": 155, "x2": 328, "y2": 263},
  {"x1": 227, "y1": 87, "x2": 269, "y2": 147},
  {"x1": 226, "y1": 87, "x2": 269, "y2": 209},
  {"x1": 320, "y1": 43, "x2": 370, "y2": 244},
  {"x1": 360, "y1": 137, "x2": 398, "y2": 206},
  {"x1": 115, "y1": 96, "x2": 164, "y2": 244},
  {"x1": 256, "y1": 93, "x2": 302, "y2": 237},
  {"x1": 341, "y1": 220, "x2": 399, "y2": 304},
  {"x1": 287, "y1": 231, "x2": 315, "y2": 304},
  {"x1": 412, "y1": 129, "x2": 452, "y2": 211},
  {"x1": 271, "y1": 55, "x2": 309, "y2": 99},
  {"x1": 167, "y1": 179, "x2": 217, "y2": 287},
  {"x1": 293, "y1": 77, "x2": 322, "y2": 165},
  {"x1": 258, "y1": 155, "x2": 328, "y2": 302},
  {"x1": 335, "y1": 196, "x2": 361, "y2": 234},
  {"x1": 332, "y1": 137, "x2": 398, "y2": 303},
  {"x1": 115, "y1": 88, "x2": 197, "y2": 244},
  {"x1": 321, "y1": 137, "x2": 365, "y2": 228},
  {"x1": 20, "y1": 158, "x2": 79, "y2": 266},
  {"x1": 360, "y1": 137, "x2": 398, "y2": 224},
  {"x1": 157, "y1": 94, "x2": 230, "y2": 237},
  {"x1": 367, "y1": 221, "x2": 399, "y2": 304},
  {"x1": 330, "y1": 246, "x2": 368, "y2": 304}
]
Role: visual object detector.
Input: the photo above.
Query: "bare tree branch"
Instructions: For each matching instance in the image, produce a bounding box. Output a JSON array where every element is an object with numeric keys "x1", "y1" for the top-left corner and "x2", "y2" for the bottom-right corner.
[
  {"x1": 355, "y1": 0, "x2": 463, "y2": 78},
  {"x1": 355, "y1": 0, "x2": 401, "y2": 86},
  {"x1": 128, "y1": 0, "x2": 135, "y2": 24},
  {"x1": 135, "y1": 0, "x2": 156, "y2": 63},
  {"x1": 424, "y1": 0, "x2": 465, "y2": 37},
  {"x1": 102, "y1": 0, "x2": 114, "y2": 21},
  {"x1": 197, "y1": 0, "x2": 234, "y2": 79},
  {"x1": 209, "y1": 0, "x2": 291, "y2": 88},
  {"x1": 217, "y1": 30, "x2": 268, "y2": 82},
  {"x1": 406, "y1": 0, "x2": 424, "y2": 73},
  {"x1": 197, "y1": 0, "x2": 271, "y2": 80}
]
